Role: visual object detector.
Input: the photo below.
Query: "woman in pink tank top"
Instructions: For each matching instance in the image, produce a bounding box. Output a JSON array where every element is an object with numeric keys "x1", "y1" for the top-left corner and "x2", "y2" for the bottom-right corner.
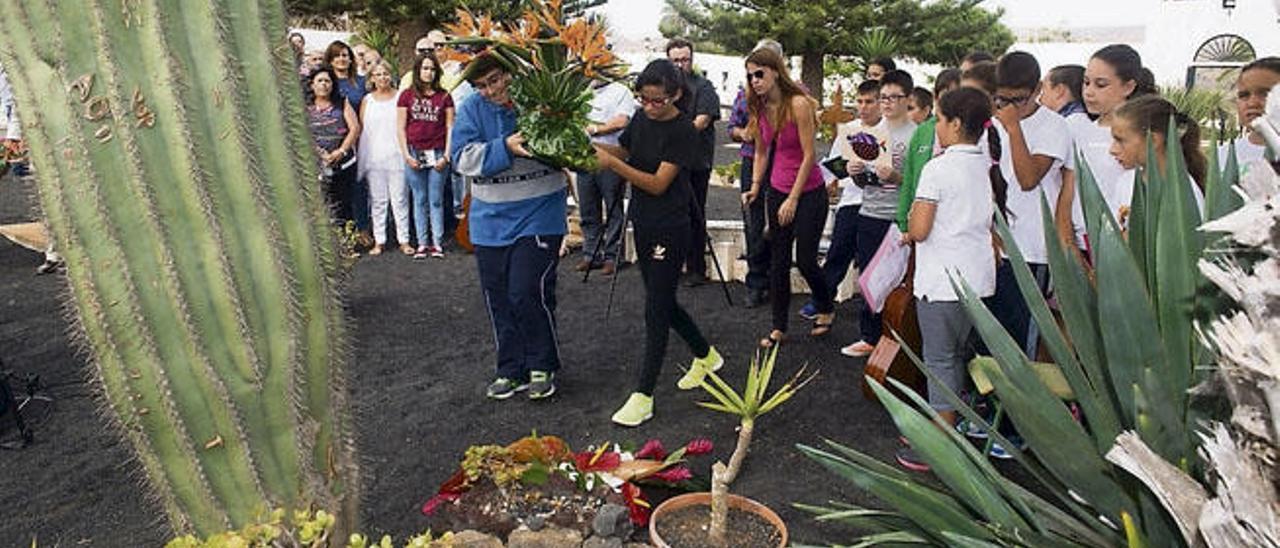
[{"x1": 741, "y1": 48, "x2": 833, "y2": 349}]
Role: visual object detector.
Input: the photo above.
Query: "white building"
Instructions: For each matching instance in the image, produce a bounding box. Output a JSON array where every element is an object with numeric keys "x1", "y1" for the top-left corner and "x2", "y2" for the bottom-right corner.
[{"x1": 1009, "y1": 0, "x2": 1280, "y2": 87}]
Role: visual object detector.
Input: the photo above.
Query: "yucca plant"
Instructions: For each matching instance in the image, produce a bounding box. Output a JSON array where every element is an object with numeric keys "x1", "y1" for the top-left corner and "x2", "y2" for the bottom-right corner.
[
  {"x1": 0, "y1": 0, "x2": 356, "y2": 538},
  {"x1": 798, "y1": 123, "x2": 1240, "y2": 546},
  {"x1": 697, "y1": 345, "x2": 815, "y2": 542}
]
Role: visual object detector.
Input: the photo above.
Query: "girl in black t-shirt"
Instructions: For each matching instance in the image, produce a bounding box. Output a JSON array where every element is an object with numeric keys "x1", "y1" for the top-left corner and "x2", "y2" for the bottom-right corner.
[{"x1": 592, "y1": 60, "x2": 722, "y2": 427}]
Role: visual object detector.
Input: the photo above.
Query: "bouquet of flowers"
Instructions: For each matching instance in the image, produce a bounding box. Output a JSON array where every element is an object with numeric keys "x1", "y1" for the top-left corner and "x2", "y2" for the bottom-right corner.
[
  {"x1": 440, "y1": 0, "x2": 626, "y2": 172},
  {"x1": 422, "y1": 434, "x2": 712, "y2": 534}
]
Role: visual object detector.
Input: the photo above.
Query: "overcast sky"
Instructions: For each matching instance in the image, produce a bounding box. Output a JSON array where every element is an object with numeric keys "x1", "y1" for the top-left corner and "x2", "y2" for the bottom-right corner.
[{"x1": 595, "y1": 0, "x2": 1150, "y2": 39}]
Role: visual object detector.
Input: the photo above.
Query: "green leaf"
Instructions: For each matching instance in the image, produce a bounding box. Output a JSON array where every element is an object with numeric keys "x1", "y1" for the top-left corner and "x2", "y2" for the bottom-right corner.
[
  {"x1": 1040, "y1": 195, "x2": 1115, "y2": 420},
  {"x1": 797, "y1": 444, "x2": 997, "y2": 545},
  {"x1": 520, "y1": 462, "x2": 549, "y2": 486},
  {"x1": 867, "y1": 379, "x2": 1030, "y2": 530},
  {"x1": 994, "y1": 212, "x2": 1121, "y2": 449},
  {"x1": 954, "y1": 275, "x2": 1133, "y2": 524}
]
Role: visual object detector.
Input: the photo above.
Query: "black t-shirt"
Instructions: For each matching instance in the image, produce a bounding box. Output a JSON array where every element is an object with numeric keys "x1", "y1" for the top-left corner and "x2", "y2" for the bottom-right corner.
[
  {"x1": 619, "y1": 111, "x2": 697, "y2": 229},
  {"x1": 686, "y1": 72, "x2": 721, "y2": 170}
]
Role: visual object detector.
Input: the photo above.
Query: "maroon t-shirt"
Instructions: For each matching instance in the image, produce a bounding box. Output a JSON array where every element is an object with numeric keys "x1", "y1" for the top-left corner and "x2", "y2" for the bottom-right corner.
[{"x1": 398, "y1": 89, "x2": 453, "y2": 151}]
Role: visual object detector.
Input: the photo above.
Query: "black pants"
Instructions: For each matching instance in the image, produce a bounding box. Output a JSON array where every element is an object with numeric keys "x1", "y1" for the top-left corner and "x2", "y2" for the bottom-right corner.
[
  {"x1": 475, "y1": 235, "x2": 563, "y2": 381},
  {"x1": 323, "y1": 161, "x2": 357, "y2": 225},
  {"x1": 685, "y1": 167, "x2": 711, "y2": 278},
  {"x1": 739, "y1": 158, "x2": 769, "y2": 291},
  {"x1": 635, "y1": 222, "x2": 710, "y2": 395},
  {"x1": 767, "y1": 186, "x2": 832, "y2": 333}
]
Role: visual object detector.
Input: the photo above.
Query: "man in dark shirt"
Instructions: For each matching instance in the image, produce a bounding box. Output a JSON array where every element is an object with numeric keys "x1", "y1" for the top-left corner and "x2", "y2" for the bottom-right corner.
[{"x1": 665, "y1": 38, "x2": 720, "y2": 286}]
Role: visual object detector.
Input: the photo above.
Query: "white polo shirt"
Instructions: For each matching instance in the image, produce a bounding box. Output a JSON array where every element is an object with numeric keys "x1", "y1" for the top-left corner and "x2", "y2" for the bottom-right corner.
[
  {"x1": 913, "y1": 144, "x2": 996, "y2": 302},
  {"x1": 998, "y1": 106, "x2": 1071, "y2": 264}
]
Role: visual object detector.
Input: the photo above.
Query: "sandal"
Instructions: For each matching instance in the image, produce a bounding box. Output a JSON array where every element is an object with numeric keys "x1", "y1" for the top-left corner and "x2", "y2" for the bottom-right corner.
[
  {"x1": 810, "y1": 312, "x2": 835, "y2": 337},
  {"x1": 759, "y1": 330, "x2": 786, "y2": 349}
]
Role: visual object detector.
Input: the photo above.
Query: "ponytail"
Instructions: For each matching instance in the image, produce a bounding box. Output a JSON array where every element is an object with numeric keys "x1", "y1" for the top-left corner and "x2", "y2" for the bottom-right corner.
[
  {"x1": 987, "y1": 121, "x2": 1009, "y2": 218},
  {"x1": 939, "y1": 87, "x2": 1009, "y2": 217},
  {"x1": 1175, "y1": 112, "x2": 1207, "y2": 187}
]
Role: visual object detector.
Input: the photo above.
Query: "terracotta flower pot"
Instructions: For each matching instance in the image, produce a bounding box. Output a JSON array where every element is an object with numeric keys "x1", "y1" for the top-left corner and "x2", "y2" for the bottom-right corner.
[{"x1": 648, "y1": 492, "x2": 788, "y2": 548}]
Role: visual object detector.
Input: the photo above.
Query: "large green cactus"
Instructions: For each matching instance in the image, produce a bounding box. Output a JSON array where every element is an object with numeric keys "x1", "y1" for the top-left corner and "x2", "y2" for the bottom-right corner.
[{"x1": 0, "y1": 0, "x2": 357, "y2": 536}]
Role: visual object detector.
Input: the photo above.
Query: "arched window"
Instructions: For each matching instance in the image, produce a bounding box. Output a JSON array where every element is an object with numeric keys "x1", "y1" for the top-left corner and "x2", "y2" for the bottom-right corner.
[{"x1": 1186, "y1": 34, "x2": 1256, "y2": 89}]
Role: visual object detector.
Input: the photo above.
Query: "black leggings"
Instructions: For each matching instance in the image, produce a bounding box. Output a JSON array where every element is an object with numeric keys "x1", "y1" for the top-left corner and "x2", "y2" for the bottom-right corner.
[
  {"x1": 767, "y1": 186, "x2": 832, "y2": 332},
  {"x1": 635, "y1": 222, "x2": 710, "y2": 395}
]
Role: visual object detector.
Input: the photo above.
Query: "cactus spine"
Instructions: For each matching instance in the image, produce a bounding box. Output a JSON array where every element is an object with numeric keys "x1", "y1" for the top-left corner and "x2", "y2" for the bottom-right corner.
[{"x1": 0, "y1": 0, "x2": 357, "y2": 536}]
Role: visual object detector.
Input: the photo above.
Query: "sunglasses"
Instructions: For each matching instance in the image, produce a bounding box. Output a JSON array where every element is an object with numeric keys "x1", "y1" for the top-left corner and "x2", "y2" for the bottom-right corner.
[
  {"x1": 746, "y1": 69, "x2": 766, "y2": 81},
  {"x1": 636, "y1": 94, "x2": 673, "y2": 107}
]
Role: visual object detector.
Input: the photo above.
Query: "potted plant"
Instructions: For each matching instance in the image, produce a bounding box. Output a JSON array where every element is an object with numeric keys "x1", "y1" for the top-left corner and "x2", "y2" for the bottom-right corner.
[{"x1": 649, "y1": 345, "x2": 815, "y2": 548}]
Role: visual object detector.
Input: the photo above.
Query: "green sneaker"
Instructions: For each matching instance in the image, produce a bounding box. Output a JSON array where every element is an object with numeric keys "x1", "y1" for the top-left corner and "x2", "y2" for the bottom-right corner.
[
  {"x1": 611, "y1": 392, "x2": 654, "y2": 427},
  {"x1": 527, "y1": 371, "x2": 556, "y2": 400},
  {"x1": 677, "y1": 346, "x2": 724, "y2": 390},
  {"x1": 485, "y1": 377, "x2": 528, "y2": 400}
]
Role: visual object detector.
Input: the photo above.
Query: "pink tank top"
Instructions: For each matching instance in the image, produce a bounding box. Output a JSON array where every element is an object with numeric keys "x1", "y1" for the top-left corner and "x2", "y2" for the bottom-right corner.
[{"x1": 759, "y1": 113, "x2": 824, "y2": 194}]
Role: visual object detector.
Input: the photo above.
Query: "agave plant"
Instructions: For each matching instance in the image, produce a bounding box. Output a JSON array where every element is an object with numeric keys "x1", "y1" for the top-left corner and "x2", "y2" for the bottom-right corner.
[
  {"x1": 853, "y1": 28, "x2": 900, "y2": 73},
  {"x1": 0, "y1": 0, "x2": 355, "y2": 538},
  {"x1": 697, "y1": 345, "x2": 815, "y2": 542},
  {"x1": 798, "y1": 123, "x2": 1242, "y2": 546}
]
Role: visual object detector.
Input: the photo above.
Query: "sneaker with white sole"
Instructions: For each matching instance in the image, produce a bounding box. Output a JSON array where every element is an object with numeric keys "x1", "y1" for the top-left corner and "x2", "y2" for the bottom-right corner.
[
  {"x1": 611, "y1": 392, "x2": 654, "y2": 426},
  {"x1": 798, "y1": 302, "x2": 817, "y2": 320},
  {"x1": 486, "y1": 377, "x2": 529, "y2": 400},
  {"x1": 956, "y1": 417, "x2": 989, "y2": 439},
  {"x1": 527, "y1": 371, "x2": 556, "y2": 399},
  {"x1": 989, "y1": 435, "x2": 1026, "y2": 460},
  {"x1": 677, "y1": 346, "x2": 723, "y2": 390},
  {"x1": 840, "y1": 340, "x2": 875, "y2": 357}
]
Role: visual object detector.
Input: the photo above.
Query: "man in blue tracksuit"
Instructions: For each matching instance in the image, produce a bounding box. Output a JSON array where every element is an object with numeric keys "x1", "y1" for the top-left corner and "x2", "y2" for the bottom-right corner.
[{"x1": 451, "y1": 53, "x2": 567, "y2": 401}]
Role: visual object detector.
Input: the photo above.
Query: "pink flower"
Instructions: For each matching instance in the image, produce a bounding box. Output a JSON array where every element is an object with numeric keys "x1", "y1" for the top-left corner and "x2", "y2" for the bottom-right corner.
[
  {"x1": 635, "y1": 439, "x2": 667, "y2": 460},
  {"x1": 684, "y1": 438, "x2": 713, "y2": 456},
  {"x1": 651, "y1": 465, "x2": 693, "y2": 483}
]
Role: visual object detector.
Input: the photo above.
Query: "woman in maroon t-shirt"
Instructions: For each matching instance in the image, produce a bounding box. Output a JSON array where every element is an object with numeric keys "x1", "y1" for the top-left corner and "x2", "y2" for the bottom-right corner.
[{"x1": 397, "y1": 53, "x2": 454, "y2": 259}]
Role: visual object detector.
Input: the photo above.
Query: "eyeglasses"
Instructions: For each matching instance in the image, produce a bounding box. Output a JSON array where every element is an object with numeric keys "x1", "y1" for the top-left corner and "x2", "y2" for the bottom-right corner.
[
  {"x1": 993, "y1": 94, "x2": 1033, "y2": 108},
  {"x1": 471, "y1": 71, "x2": 506, "y2": 91},
  {"x1": 879, "y1": 93, "x2": 907, "y2": 103},
  {"x1": 669, "y1": 56, "x2": 692, "y2": 65},
  {"x1": 636, "y1": 94, "x2": 673, "y2": 107},
  {"x1": 746, "y1": 69, "x2": 766, "y2": 81}
]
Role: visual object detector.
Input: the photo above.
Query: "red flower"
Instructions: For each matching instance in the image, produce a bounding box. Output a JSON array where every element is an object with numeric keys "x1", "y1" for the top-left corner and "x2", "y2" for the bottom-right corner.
[
  {"x1": 573, "y1": 447, "x2": 621, "y2": 472},
  {"x1": 684, "y1": 438, "x2": 713, "y2": 456},
  {"x1": 651, "y1": 465, "x2": 693, "y2": 484},
  {"x1": 622, "y1": 482, "x2": 651, "y2": 526},
  {"x1": 635, "y1": 439, "x2": 667, "y2": 460},
  {"x1": 421, "y1": 492, "x2": 460, "y2": 516}
]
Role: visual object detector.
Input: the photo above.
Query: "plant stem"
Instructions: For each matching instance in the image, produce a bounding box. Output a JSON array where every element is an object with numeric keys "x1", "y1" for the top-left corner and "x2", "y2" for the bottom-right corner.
[{"x1": 709, "y1": 420, "x2": 754, "y2": 543}]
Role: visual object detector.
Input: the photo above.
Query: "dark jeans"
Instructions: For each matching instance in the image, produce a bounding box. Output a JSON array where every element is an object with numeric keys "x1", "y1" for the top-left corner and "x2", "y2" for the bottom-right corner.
[
  {"x1": 323, "y1": 161, "x2": 357, "y2": 225},
  {"x1": 855, "y1": 214, "x2": 894, "y2": 343},
  {"x1": 351, "y1": 164, "x2": 370, "y2": 231},
  {"x1": 986, "y1": 259, "x2": 1051, "y2": 357},
  {"x1": 635, "y1": 222, "x2": 710, "y2": 395},
  {"x1": 686, "y1": 167, "x2": 711, "y2": 277},
  {"x1": 475, "y1": 235, "x2": 564, "y2": 381},
  {"x1": 576, "y1": 168, "x2": 625, "y2": 264},
  {"x1": 820, "y1": 204, "x2": 860, "y2": 297},
  {"x1": 739, "y1": 158, "x2": 769, "y2": 291},
  {"x1": 767, "y1": 186, "x2": 832, "y2": 333}
]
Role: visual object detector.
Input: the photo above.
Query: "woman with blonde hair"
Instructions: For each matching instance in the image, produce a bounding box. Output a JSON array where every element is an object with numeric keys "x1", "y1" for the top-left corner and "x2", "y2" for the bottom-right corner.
[
  {"x1": 741, "y1": 47, "x2": 833, "y2": 348},
  {"x1": 359, "y1": 60, "x2": 413, "y2": 255}
]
